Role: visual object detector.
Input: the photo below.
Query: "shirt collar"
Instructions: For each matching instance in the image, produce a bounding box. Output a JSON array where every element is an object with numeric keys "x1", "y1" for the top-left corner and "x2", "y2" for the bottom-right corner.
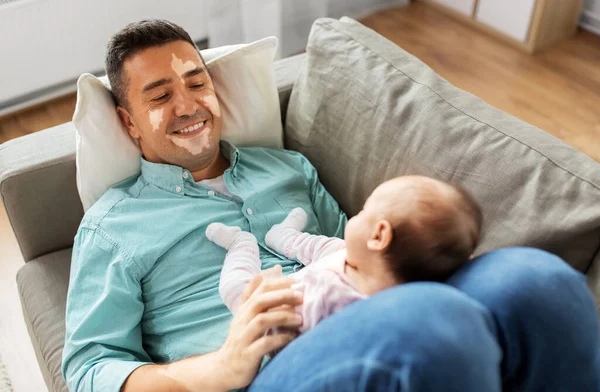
[{"x1": 140, "y1": 140, "x2": 240, "y2": 194}]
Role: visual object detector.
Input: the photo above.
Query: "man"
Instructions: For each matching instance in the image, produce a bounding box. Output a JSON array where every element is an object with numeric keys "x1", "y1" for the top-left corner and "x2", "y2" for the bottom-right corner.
[{"x1": 63, "y1": 20, "x2": 600, "y2": 392}]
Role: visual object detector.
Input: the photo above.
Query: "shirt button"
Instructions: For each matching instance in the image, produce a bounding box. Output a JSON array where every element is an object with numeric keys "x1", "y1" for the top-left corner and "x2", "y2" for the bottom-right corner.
[
  {"x1": 247, "y1": 208, "x2": 254, "y2": 215},
  {"x1": 175, "y1": 186, "x2": 182, "y2": 193},
  {"x1": 208, "y1": 190, "x2": 216, "y2": 196},
  {"x1": 182, "y1": 172, "x2": 189, "y2": 179}
]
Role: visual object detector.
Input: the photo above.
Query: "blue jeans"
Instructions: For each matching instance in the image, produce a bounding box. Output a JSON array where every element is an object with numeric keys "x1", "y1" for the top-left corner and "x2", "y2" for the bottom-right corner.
[{"x1": 249, "y1": 247, "x2": 600, "y2": 391}]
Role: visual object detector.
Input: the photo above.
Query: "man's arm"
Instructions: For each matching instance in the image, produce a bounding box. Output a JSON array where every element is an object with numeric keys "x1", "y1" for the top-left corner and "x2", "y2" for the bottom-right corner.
[
  {"x1": 63, "y1": 227, "x2": 303, "y2": 392},
  {"x1": 122, "y1": 274, "x2": 304, "y2": 392},
  {"x1": 62, "y1": 228, "x2": 153, "y2": 392}
]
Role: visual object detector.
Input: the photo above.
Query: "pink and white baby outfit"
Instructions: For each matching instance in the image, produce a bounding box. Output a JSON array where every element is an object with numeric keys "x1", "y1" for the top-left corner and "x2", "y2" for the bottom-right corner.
[{"x1": 206, "y1": 208, "x2": 366, "y2": 332}]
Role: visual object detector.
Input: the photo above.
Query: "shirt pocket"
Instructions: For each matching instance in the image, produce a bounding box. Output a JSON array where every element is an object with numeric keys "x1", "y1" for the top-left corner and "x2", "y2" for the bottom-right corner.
[
  {"x1": 273, "y1": 193, "x2": 321, "y2": 234},
  {"x1": 274, "y1": 193, "x2": 311, "y2": 210}
]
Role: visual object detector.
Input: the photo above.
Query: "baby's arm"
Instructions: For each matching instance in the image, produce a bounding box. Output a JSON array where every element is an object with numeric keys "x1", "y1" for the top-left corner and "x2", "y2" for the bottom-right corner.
[
  {"x1": 266, "y1": 208, "x2": 345, "y2": 266},
  {"x1": 206, "y1": 223, "x2": 262, "y2": 314}
]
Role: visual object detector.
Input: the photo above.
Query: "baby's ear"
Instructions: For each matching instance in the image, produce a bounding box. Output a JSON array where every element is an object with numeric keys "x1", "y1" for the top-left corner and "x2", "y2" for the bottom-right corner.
[{"x1": 367, "y1": 220, "x2": 393, "y2": 253}]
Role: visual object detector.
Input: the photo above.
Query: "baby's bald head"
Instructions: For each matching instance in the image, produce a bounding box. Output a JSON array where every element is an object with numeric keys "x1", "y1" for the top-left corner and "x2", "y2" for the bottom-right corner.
[{"x1": 370, "y1": 176, "x2": 482, "y2": 283}]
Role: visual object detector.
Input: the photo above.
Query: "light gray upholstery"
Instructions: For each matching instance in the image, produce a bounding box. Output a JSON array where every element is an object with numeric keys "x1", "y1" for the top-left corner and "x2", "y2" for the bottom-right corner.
[
  {"x1": 17, "y1": 248, "x2": 71, "y2": 392},
  {"x1": 285, "y1": 17, "x2": 600, "y2": 274},
  {"x1": 0, "y1": 123, "x2": 83, "y2": 262}
]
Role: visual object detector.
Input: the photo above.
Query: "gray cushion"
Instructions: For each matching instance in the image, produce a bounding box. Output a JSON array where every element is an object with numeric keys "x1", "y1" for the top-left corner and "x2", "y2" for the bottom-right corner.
[
  {"x1": 17, "y1": 248, "x2": 71, "y2": 392},
  {"x1": 284, "y1": 17, "x2": 600, "y2": 273}
]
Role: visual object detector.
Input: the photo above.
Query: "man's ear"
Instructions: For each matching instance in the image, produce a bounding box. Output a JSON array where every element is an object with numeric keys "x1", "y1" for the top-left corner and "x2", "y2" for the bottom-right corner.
[
  {"x1": 367, "y1": 220, "x2": 393, "y2": 253},
  {"x1": 116, "y1": 106, "x2": 140, "y2": 139}
]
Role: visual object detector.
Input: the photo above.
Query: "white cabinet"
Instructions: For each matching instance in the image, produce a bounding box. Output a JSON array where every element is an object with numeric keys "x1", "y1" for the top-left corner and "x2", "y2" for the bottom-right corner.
[
  {"x1": 420, "y1": 0, "x2": 584, "y2": 54},
  {"x1": 429, "y1": 0, "x2": 476, "y2": 16},
  {"x1": 475, "y1": 0, "x2": 537, "y2": 42}
]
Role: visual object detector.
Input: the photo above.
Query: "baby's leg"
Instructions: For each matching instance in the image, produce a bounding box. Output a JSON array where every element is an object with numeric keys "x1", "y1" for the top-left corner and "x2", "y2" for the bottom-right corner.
[
  {"x1": 266, "y1": 208, "x2": 345, "y2": 266},
  {"x1": 206, "y1": 223, "x2": 262, "y2": 314}
]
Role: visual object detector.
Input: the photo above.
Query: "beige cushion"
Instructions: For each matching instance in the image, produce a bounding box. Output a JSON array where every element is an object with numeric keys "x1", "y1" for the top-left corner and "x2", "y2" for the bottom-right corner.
[{"x1": 284, "y1": 17, "x2": 600, "y2": 273}]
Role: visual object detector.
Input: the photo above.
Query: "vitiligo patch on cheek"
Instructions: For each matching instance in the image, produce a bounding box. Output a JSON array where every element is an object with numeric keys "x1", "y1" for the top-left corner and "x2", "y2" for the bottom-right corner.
[
  {"x1": 201, "y1": 95, "x2": 221, "y2": 118},
  {"x1": 171, "y1": 53, "x2": 196, "y2": 83},
  {"x1": 149, "y1": 108, "x2": 164, "y2": 132}
]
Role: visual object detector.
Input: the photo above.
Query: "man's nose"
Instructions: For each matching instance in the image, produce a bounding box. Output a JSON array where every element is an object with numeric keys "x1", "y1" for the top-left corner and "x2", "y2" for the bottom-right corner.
[{"x1": 173, "y1": 89, "x2": 200, "y2": 118}]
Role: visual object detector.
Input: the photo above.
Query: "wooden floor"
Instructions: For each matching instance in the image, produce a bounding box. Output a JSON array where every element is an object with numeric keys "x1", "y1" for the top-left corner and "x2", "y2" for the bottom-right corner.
[
  {"x1": 0, "y1": 3, "x2": 599, "y2": 391},
  {"x1": 1, "y1": 3, "x2": 600, "y2": 162},
  {"x1": 361, "y1": 2, "x2": 600, "y2": 162},
  {"x1": 0, "y1": 94, "x2": 76, "y2": 144}
]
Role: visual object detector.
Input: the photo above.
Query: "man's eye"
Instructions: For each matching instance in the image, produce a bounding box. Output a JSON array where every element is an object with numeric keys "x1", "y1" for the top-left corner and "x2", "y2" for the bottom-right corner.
[
  {"x1": 152, "y1": 94, "x2": 169, "y2": 102},
  {"x1": 190, "y1": 84, "x2": 204, "y2": 89}
]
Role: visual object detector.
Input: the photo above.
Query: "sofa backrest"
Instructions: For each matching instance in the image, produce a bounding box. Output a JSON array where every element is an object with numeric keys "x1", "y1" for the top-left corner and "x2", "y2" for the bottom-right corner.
[{"x1": 284, "y1": 17, "x2": 600, "y2": 273}]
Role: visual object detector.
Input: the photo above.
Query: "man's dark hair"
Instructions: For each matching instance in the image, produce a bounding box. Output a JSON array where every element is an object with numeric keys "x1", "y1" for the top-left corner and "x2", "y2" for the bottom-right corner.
[
  {"x1": 105, "y1": 19, "x2": 205, "y2": 109},
  {"x1": 385, "y1": 184, "x2": 483, "y2": 283}
]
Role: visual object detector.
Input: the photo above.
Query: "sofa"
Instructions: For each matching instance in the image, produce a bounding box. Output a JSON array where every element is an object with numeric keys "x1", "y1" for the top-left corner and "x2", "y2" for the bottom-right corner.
[{"x1": 1, "y1": 17, "x2": 600, "y2": 392}]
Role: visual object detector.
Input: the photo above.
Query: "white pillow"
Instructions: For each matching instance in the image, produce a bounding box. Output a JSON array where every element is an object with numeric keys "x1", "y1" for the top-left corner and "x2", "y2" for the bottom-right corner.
[{"x1": 74, "y1": 37, "x2": 282, "y2": 211}]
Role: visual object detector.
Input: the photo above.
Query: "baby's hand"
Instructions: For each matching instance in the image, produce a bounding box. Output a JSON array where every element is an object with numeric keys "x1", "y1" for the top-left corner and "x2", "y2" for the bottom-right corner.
[
  {"x1": 206, "y1": 223, "x2": 242, "y2": 250},
  {"x1": 261, "y1": 264, "x2": 284, "y2": 281}
]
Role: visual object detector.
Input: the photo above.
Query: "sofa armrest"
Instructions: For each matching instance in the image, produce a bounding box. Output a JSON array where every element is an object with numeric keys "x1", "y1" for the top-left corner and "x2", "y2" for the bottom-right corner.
[
  {"x1": 0, "y1": 53, "x2": 306, "y2": 263},
  {"x1": 0, "y1": 123, "x2": 83, "y2": 262}
]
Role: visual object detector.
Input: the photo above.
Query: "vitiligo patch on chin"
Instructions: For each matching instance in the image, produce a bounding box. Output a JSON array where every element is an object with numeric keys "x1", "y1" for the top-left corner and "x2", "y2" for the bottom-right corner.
[
  {"x1": 166, "y1": 127, "x2": 212, "y2": 155},
  {"x1": 171, "y1": 53, "x2": 196, "y2": 83},
  {"x1": 149, "y1": 108, "x2": 164, "y2": 132}
]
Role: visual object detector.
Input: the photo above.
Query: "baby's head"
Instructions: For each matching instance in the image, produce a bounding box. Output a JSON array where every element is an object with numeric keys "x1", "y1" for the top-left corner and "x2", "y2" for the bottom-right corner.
[{"x1": 344, "y1": 175, "x2": 482, "y2": 294}]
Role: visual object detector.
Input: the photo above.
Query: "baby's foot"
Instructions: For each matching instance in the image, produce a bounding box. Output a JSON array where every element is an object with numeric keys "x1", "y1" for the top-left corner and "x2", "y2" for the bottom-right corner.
[
  {"x1": 265, "y1": 208, "x2": 308, "y2": 255},
  {"x1": 206, "y1": 223, "x2": 241, "y2": 250},
  {"x1": 279, "y1": 208, "x2": 308, "y2": 231}
]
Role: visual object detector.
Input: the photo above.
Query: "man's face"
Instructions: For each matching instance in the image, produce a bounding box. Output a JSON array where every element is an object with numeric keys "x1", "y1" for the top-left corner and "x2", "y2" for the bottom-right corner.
[{"x1": 117, "y1": 40, "x2": 223, "y2": 171}]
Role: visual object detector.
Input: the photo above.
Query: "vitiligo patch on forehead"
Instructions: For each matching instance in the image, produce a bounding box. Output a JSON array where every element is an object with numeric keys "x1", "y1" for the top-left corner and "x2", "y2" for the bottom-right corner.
[
  {"x1": 149, "y1": 108, "x2": 164, "y2": 132},
  {"x1": 171, "y1": 53, "x2": 196, "y2": 83}
]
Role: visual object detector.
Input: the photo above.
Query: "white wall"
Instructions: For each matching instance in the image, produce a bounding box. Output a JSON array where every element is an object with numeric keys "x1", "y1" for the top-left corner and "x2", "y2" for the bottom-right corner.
[
  {"x1": 0, "y1": 0, "x2": 208, "y2": 106},
  {"x1": 582, "y1": 0, "x2": 600, "y2": 35}
]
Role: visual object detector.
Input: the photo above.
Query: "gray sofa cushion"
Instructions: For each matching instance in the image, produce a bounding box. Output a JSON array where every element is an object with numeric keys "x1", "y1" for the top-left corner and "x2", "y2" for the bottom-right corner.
[
  {"x1": 16, "y1": 248, "x2": 71, "y2": 392},
  {"x1": 284, "y1": 17, "x2": 600, "y2": 273}
]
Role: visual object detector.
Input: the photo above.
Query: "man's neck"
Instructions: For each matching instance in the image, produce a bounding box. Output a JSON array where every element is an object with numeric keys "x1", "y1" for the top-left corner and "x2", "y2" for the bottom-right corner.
[{"x1": 191, "y1": 148, "x2": 230, "y2": 181}]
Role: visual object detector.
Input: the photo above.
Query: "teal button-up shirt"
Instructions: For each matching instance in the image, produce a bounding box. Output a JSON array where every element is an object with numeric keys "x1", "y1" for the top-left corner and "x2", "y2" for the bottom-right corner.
[{"x1": 62, "y1": 142, "x2": 347, "y2": 392}]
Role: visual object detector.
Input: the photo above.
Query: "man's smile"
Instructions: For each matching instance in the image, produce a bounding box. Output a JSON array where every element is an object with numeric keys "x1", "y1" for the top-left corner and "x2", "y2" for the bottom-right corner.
[{"x1": 171, "y1": 120, "x2": 208, "y2": 137}]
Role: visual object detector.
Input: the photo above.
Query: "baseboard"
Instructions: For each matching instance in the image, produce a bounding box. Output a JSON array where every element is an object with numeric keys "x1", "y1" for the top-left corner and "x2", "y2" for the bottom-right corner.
[{"x1": 581, "y1": 10, "x2": 600, "y2": 36}]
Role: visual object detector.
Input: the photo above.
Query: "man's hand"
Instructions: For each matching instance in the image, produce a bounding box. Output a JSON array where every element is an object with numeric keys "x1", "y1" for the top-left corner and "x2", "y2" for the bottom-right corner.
[
  {"x1": 216, "y1": 269, "x2": 304, "y2": 389},
  {"x1": 122, "y1": 266, "x2": 302, "y2": 392}
]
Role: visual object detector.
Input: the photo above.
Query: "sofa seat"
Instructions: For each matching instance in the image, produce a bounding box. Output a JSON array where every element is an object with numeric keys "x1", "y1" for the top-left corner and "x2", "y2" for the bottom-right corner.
[{"x1": 17, "y1": 248, "x2": 71, "y2": 392}]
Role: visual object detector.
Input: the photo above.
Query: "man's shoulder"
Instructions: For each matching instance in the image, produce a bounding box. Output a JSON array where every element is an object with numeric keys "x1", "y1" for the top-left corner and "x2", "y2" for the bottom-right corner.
[
  {"x1": 80, "y1": 175, "x2": 143, "y2": 230},
  {"x1": 238, "y1": 146, "x2": 308, "y2": 166}
]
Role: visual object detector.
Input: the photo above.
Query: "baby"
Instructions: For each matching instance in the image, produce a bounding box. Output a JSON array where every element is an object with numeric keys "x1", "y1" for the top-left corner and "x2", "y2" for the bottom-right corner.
[{"x1": 206, "y1": 175, "x2": 483, "y2": 333}]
